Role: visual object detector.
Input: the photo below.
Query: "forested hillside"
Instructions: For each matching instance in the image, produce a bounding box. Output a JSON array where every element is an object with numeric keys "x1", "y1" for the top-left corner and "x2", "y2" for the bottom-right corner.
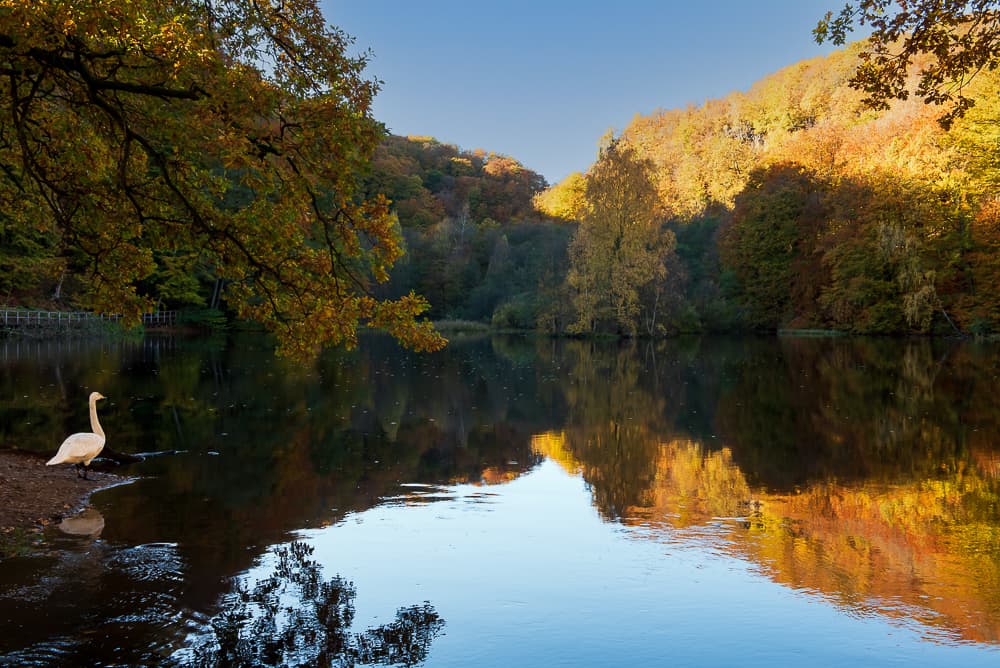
[
  {"x1": 4, "y1": 2, "x2": 1000, "y2": 340},
  {"x1": 360, "y1": 136, "x2": 571, "y2": 326},
  {"x1": 538, "y1": 42, "x2": 1000, "y2": 336}
]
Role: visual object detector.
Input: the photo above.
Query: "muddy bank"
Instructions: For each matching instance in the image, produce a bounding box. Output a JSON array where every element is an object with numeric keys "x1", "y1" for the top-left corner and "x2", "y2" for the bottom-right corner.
[{"x1": 0, "y1": 449, "x2": 128, "y2": 532}]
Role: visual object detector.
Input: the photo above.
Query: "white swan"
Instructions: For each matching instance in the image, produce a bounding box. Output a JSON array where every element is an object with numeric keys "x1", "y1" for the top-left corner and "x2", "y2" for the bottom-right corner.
[{"x1": 47, "y1": 391, "x2": 107, "y2": 479}]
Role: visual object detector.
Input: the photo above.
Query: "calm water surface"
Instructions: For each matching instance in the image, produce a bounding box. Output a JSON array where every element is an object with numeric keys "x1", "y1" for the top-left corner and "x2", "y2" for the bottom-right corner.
[{"x1": 1, "y1": 334, "x2": 999, "y2": 666}]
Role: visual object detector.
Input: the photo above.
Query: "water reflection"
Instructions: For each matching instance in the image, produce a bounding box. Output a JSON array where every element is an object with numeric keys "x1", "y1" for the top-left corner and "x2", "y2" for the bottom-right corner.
[
  {"x1": 57, "y1": 507, "x2": 105, "y2": 538},
  {"x1": 1, "y1": 334, "x2": 999, "y2": 663},
  {"x1": 180, "y1": 542, "x2": 443, "y2": 667},
  {"x1": 531, "y1": 337, "x2": 1000, "y2": 645},
  {"x1": 0, "y1": 540, "x2": 187, "y2": 664},
  {"x1": 0, "y1": 334, "x2": 542, "y2": 663}
]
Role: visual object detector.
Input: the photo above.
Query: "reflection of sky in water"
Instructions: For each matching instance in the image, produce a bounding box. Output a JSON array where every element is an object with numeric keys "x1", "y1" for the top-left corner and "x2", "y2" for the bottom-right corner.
[{"x1": 291, "y1": 460, "x2": 999, "y2": 667}]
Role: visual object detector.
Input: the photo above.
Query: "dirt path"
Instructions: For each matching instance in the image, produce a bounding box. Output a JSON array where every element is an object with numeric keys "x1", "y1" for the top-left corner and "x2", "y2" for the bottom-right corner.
[{"x1": 0, "y1": 449, "x2": 128, "y2": 532}]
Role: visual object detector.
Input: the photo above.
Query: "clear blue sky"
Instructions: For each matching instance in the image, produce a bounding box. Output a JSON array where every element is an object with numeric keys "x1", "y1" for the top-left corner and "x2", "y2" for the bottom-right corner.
[{"x1": 323, "y1": 1, "x2": 843, "y2": 184}]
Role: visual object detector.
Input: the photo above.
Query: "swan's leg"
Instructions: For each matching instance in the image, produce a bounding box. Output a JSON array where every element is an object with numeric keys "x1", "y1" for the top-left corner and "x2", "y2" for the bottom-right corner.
[
  {"x1": 75, "y1": 463, "x2": 83, "y2": 478},
  {"x1": 81, "y1": 465, "x2": 89, "y2": 480}
]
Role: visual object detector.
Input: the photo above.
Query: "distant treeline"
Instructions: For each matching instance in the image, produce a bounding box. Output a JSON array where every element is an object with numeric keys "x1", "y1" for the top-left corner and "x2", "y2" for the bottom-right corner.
[{"x1": 371, "y1": 41, "x2": 1000, "y2": 337}]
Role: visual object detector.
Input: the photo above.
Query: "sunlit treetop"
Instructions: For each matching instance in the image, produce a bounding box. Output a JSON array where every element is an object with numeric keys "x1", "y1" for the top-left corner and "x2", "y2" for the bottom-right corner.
[
  {"x1": 815, "y1": 0, "x2": 1000, "y2": 127},
  {"x1": 533, "y1": 171, "x2": 587, "y2": 222},
  {"x1": 0, "y1": 0, "x2": 445, "y2": 355}
]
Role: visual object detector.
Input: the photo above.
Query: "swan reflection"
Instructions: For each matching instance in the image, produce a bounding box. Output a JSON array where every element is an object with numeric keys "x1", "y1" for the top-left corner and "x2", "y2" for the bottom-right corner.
[{"x1": 58, "y1": 507, "x2": 105, "y2": 538}]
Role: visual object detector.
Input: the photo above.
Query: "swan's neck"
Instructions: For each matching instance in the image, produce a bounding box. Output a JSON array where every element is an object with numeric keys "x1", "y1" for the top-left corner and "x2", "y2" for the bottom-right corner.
[{"x1": 89, "y1": 398, "x2": 105, "y2": 439}]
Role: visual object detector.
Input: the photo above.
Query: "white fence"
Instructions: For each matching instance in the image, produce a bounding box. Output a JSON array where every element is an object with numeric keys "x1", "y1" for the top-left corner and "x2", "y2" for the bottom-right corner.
[{"x1": 0, "y1": 309, "x2": 178, "y2": 328}]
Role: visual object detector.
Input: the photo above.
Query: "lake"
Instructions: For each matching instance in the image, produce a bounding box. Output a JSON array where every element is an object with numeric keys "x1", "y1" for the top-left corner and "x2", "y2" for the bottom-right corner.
[{"x1": 1, "y1": 333, "x2": 999, "y2": 666}]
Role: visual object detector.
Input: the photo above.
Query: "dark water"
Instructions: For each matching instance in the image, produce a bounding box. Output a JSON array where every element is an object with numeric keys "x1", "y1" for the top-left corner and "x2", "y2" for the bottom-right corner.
[{"x1": 1, "y1": 334, "x2": 999, "y2": 666}]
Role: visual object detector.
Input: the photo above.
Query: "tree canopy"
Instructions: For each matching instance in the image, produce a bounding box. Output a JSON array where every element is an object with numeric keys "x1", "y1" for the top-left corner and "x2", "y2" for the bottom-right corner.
[
  {"x1": 532, "y1": 25, "x2": 1000, "y2": 336},
  {"x1": 815, "y1": 0, "x2": 1000, "y2": 126},
  {"x1": 0, "y1": 0, "x2": 444, "y2": 355}
]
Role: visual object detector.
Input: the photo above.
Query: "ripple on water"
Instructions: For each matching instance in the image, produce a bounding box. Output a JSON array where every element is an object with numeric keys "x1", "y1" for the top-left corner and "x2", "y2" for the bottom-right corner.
[
  {"x1": 380, "y1": 484, "x2": 501, "y2": 508},
  {"x1": 105, "y1": 542, "x2": 184, "y2": 583},
  {"x1": 0, "y1": 640, "x2": 80, "y2": 667},
  {"x1": 0, "y1": 541, "x2": 194, "y2": 666}
]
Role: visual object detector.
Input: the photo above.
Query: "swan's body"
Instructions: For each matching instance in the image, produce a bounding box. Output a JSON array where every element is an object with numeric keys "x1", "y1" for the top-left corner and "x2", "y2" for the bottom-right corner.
[{"x1": 47, "y1": 392, "x2": 107, "y2": 479}]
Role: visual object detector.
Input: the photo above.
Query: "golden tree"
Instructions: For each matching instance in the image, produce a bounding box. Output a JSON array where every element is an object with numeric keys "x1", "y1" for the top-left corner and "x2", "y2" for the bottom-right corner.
[{"x1": 566, "y1": 140, "x2": 673, "y2": 334}]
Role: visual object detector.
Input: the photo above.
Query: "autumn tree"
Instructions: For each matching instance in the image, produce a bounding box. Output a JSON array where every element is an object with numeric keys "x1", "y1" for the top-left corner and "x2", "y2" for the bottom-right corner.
[
  {"x1": 0, "y1": 0, "x2": 444, "y2": 355},
  {"x1": 815, "y1": 0, "x2": 1000, "y2": 126},
  {"x1": 566, "y1": 140, "x2": 674, "y2": 334}
]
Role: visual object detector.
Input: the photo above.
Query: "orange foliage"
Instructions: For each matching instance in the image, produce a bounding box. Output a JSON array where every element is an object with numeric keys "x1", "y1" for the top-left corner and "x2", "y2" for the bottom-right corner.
[{"x1": 610, "y1": 437, "x2": 1000, "y2": 644}]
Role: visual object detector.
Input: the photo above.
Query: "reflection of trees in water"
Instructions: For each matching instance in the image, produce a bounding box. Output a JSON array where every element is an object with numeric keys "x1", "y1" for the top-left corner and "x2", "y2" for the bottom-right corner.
[
  {"x1": 85, "y1": 335, "x2": 546, "y2": 609},
  {"x1": 615, "y1": 435, "x2": 1000, "y2": 643},
  {"x1": 543, "y1": 337, "x2": 1000, "y2": 517},
  {"x1": 185, "y1": 542, "x2": 443, "y2": 668},
  {"x1": 559, "y1": 341, "x2": 668, "y2": 520},
  {"x1": 536, "y1": 337, "x2": 1000, "y2": 644},
  {"x1": 8, "y1": 333, "x2": 1000, "y2": 653},
  {"x1": 713, "y1": 337, "x2": 1000, "y2": 489}
]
